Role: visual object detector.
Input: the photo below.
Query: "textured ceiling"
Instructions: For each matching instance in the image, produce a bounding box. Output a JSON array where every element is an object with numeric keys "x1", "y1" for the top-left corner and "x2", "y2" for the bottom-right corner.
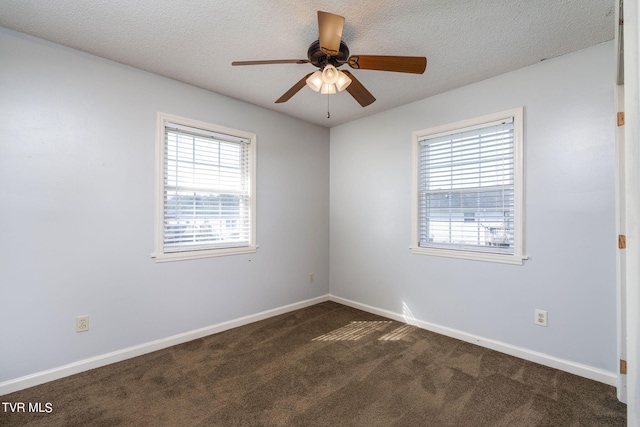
[{"x1": 0, "y1": 0, "x2": 615, "y2": 127}]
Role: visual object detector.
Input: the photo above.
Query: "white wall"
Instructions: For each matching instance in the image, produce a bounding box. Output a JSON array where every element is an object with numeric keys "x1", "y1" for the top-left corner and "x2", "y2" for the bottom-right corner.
[
  {"x1": 0, "y1": 28, "x2": 330, "y2": 384},
  {"x1": 330, "y1": 42, "x2": 617, "y2": 375}
]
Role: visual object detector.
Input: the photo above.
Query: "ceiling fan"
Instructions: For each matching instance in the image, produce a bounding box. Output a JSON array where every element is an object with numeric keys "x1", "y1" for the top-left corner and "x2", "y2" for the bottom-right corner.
[{"x1": 232, "y1": 11, "x2": 427, "y2": 108}]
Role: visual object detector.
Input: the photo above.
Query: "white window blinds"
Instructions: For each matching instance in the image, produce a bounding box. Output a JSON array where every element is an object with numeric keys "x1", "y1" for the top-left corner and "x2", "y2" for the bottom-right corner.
[
  {"x1": 418, "y1": 117, "x2": 515, "y2": 254},
  {"x1": 163, "y1": 123, "x2": 252, "y2": 253}
]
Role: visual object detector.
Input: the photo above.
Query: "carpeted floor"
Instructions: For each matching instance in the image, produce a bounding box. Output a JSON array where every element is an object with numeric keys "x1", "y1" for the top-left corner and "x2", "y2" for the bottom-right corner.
[{"x1": 0, "y1": 301, "x2": 627, "y2": 426}]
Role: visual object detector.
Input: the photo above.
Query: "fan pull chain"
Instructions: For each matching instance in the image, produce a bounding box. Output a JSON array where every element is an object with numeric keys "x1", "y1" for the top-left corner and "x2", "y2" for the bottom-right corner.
[{"x1": 327, "y1": 93, "x2": 330, "y2": 119}]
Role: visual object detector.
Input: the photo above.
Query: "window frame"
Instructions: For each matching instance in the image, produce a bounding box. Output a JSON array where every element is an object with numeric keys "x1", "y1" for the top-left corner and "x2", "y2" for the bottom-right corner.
[
  {"x1": 153, "y1": 112, "x2": 257, "y2": 262},
  {"x1": 411, "y1": 107, "x2": 525, "y2": 265}
]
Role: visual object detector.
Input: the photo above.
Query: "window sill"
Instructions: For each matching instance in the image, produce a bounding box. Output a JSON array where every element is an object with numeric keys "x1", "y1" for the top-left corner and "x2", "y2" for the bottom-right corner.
[
  {"x1": 152, "y1": 245, "x2": 258, "y2": 263},
  {"x1": 410, "y1": 246, "x2": 526, "y2": 265}
]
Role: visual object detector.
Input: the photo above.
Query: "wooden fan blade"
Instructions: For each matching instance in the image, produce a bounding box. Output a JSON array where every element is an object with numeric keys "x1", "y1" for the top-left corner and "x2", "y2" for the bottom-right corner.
[
  {"x1": 347, "y1": 55, "x2": 427, "y2": 74},
  {"x1": 318, "y1": 11, "x2": 345, "y2": 56},
  {"x1": 341, "y1": 71, "x2": 376, "y2": 107},
  {"x1": 275, "y1": 73, "x2": 314, "y2": 103},
  {"x1": 232, "y1": 59, "x2": 310, "y2": 66}
]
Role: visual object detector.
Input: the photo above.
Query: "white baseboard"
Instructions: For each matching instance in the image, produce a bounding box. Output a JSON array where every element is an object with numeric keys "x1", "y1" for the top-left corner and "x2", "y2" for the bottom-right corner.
[
  {"x1": 329, "y1": 294, "x2": 617, "y2": 386},
  {"x1": 1, "y1": 293, "x2": 616, "y2": 395},
  {"x1": 0, "y1": 295, "x2": 330, "y2": 396}
]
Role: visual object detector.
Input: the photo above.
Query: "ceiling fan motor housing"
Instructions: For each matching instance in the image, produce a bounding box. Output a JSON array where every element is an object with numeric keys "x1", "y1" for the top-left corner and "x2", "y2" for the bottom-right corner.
[{"x1": 307, "y1": 40, "x2": 350, "y2": 68}]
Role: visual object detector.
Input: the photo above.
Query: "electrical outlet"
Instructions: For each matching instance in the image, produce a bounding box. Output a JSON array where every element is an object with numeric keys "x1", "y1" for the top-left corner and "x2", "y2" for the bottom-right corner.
[
  {"x1": 76, "y1": 315, "x2": 89, "y2": 332},
  {"x1": 309, "y1": 273, "x2": 315, "y2": 283},
  {"x1": 534, "y1": 309, "x2": 547, "y2": 327}
]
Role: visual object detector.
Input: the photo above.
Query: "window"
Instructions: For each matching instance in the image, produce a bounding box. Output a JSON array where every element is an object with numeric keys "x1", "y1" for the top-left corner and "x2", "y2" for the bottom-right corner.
[
  {"x1": 154, "y1": 113, "x2": 256, "y2": 262},
  {"x1": 411, "y1": 107, "x2": 524, "y2": 264}
]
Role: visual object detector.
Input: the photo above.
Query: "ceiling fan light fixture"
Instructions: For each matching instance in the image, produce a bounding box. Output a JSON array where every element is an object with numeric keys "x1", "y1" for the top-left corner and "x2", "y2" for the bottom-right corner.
[
  {"x1": 306, "y1": 70, "x2": 323, "y2": 91},
  {"x1": 320, "y1": 83, "x2": 337, "y2": 94},
  {"x1": 233, "y1": 10, "x2": 427, "y2": 110},
  {"x1": 335, "y1": 70, "x2": 352, "y2": 91},
  {"x1": 322, "y1": 64, "x2": 339, "y2": 85}
]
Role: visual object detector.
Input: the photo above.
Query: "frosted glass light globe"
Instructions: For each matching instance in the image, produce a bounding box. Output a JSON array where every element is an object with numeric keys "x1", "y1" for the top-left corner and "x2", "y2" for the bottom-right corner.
[{"x1": 322, "y1": 65, "x2": 339, "y2": 85}]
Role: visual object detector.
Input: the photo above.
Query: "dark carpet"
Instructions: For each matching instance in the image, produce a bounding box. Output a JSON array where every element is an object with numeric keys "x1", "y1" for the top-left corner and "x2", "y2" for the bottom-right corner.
[{"x1": 0, "y1": 301, "x2": 626, "y2": 426}]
